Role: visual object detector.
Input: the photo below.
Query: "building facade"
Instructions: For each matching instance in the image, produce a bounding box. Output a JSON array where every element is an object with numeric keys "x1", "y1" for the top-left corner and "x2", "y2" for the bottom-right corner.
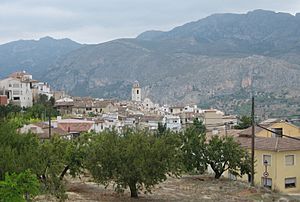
[{"x1": 132, "y1": 81, "x2": 141, "y2": 102}]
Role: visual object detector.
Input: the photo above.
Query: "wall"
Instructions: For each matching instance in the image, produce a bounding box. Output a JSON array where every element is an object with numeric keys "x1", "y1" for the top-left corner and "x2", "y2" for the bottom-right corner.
[{"x1": 257, "y1": 122, "x2": 300, "y2": 138}]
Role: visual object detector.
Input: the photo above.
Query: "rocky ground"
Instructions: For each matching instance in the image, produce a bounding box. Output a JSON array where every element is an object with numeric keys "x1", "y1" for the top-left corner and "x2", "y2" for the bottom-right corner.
[{"x1": 35, "y1": 175, "x2": 300, "y2": 202}]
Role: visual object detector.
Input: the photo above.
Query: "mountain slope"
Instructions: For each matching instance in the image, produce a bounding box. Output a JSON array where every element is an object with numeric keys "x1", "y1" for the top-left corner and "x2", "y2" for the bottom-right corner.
[
  {"x1": 2, "y1": 10, "x2": 300, "y2": 116},
  {"x1": 0, "y1": 36, "x2": 83, "y2": 78}
]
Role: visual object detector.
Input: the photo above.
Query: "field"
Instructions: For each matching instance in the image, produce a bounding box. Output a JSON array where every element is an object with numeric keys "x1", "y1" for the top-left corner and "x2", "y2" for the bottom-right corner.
[{"x1": 35, "y1": 175, "x2": 300, "y2": 202}]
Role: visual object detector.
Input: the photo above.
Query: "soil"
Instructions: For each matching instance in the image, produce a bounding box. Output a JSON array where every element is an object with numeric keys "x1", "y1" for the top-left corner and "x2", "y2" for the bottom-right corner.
[{"x1": 35, "y1": 175, "x2": 300, "y2": 202}]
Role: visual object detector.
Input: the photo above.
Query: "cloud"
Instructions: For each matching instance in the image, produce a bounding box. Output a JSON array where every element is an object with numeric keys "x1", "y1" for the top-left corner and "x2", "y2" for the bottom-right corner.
[{"x1": 0, "y1": 0, "x2": 299, "y2": 44}]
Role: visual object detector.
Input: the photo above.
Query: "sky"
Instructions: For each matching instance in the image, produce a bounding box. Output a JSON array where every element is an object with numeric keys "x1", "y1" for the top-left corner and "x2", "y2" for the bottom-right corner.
[{"x1": 0, "y1": 0, "x2": 299, "y2": 45}]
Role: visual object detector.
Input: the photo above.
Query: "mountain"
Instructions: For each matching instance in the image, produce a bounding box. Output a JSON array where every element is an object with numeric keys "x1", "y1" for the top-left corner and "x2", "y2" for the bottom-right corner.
[
  {"x1": 0, "y1": 36, "x2": 83, "y2": 78},
  {"x1": 2, "y1": 10, "x2": 300, "y2": 117}
]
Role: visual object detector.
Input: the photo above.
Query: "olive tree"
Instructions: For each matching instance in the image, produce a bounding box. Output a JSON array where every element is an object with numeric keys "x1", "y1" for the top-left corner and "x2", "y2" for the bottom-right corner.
[
  {"x1": 180, "y1": 119, "x2": 207, "y2": 173},
  {"x1": 86, "y1": 129, "x2": 182, "y2": 198},
  {"x1": 0, "y1": 170, "x2": 40, "y2": 202},
  {"x1": 206, "y1": 136, "x2": 251, "y2": 179}
]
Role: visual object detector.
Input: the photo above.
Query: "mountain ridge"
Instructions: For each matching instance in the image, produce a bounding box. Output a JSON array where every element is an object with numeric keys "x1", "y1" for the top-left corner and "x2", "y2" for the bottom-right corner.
[{"x1": 1, "y1": 10, "x2": 300, "y2": 117}]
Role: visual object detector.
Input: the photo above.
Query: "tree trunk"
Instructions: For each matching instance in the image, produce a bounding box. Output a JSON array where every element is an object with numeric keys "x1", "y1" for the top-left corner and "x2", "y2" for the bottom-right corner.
[
  {"x1": 129, "y1": 183, "x2": 138, "y2": 198},
  {"x1": 214, "y1": 172, "x2": 222, "y2": 179},
  {"x1": 59, "y1": 165, "x2": 70, "y2": 180}
]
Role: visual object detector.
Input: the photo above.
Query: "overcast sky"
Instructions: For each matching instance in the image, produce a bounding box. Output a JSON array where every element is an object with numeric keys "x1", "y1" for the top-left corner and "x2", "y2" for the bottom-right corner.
[{"x1": 0, "y1": 0, "x2": 299, "y2": 44}]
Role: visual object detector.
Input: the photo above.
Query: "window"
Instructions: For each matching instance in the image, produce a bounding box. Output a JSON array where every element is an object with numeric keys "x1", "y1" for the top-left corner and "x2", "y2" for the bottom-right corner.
[
  {"x1": 13, "y1": 90, "x2": 20, "y2": 95},
  {"x1": 13, "y1": 83, "x2": 20, "y2": 88},
  {"x1": 285, "y1": 178, "x2": 296, "y2": 188},
  {"x1": 263, "y1": 155, "x2": 271, "y2": 166},
  {"x1": 271, "y1": 128, "x2": 283, "y2": 138},
  {"x1": 261, "y1": 177, "x2": 272, "y2": 189},
  {"x1": 285, "y1": 155, "x2": 295, "y2": 166},
  {"x1": 136, "y1": 90, "x2": 139, "y2": 94}
]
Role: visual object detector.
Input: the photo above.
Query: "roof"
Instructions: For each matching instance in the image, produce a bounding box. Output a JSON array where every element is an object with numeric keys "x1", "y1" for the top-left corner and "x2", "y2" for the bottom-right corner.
[
  {"x1": 238, "y1": 126, "x2": 264, "y2": 136},
  {"x1": 237, "y1": 136, "x2": 300, "y2": 152},
  {"x1": 57, "y1": 120, "x2": 94, "y2": 133},
  {"x1": 9, "y1": 71, "x2": 31, "y2": 78},
  {"x1": 24, "y1": 122, "x2": 68, "y2": 139},
  {"x1": 140, "y1": 116, "x2": 163, "y2": 122},
  {"x1": 55, "y1": 101, "x2": 74, "y2": 107},
  {"x1": 73, "y1": 100, "x2": 114, "y2": 108},
  {"x1": 238, "y1": 120, "x2": 300, "y2": 136}
]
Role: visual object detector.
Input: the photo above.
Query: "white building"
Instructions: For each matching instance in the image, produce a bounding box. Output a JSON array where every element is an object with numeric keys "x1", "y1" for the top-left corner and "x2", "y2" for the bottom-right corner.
[
  {"x1": 132, "y1": 81, "x2": 141, "y2": 102},
  {"x1": 0, "y1": 76, "x2": 33, "y2": 108},
  {"x1": 32, "y1": 81, "x2": 53, "y2": 100},
  {"x1": 163, "y1": 115, "x2": 182, "y2": 132}
]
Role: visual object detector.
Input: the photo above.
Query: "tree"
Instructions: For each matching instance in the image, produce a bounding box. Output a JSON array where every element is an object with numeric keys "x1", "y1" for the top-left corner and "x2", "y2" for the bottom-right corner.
[
  {"x1": 205, "y1": 136, "x2": 251, "y2": 179},
  {"x1": 181, "y1": 119, "x2": 207, "y2": 173},
  {"x1": 192, "y1": 119, "x2": 206, "y2": 134},
  {"x1": 86, "y1": 129, "x2": 182, "y2": 198},
  {"x1": 156, "y1": 122, "x2": 167, "y2": 137},
  {"x1": 39, "y1": 135, "x2": 88, "y2": 200},
  {"x1": 0, "y1": 121, "x2": 43, "y2": 180},
  {"x1": 0, "y1": 104, "x2": 22, "y2": 120},
  {"x1": 0, "y1": 170, "x2": 40, "y2": 202},
  {"x1": 234, "y1": 116, "x2": 252, "y2": 129}
]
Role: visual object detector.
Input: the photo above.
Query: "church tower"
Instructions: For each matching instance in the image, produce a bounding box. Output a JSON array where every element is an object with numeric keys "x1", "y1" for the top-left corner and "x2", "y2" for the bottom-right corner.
[{"x1": 132, "y1": 81, "x2": 141, "y2": 102}]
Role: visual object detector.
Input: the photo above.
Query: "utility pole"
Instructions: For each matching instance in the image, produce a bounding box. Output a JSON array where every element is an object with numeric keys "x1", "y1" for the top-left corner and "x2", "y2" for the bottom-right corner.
[
  {"x1": 48, "y1": 107, "x2": 51, "y2": 139},
  {"x1": 251, "y1": 96, "x2": 255, "y2": 186}
]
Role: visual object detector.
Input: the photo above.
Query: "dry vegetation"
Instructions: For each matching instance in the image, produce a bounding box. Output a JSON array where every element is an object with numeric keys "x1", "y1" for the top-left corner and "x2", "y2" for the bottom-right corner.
[{"x1": 35, "y1": 175, "x2": 300, "y2": 202}]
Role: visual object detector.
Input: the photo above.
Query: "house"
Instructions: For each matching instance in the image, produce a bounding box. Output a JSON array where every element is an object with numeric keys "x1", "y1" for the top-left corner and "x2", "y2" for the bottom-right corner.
[
  {"x1": 54, "y1": 98, "x2": 74, "y2": 115},
  {"x1": 0, "y1": 75, "x2": 33, "y2": 108},
  {"x1": 139, "y1": 116, "x2": 163, "y2": 131},
  {"x1": 56, "y1": 118, "x2": 94, "y2": 137},
  {"x1": 19, "y1": 122, "x2": 68, "y2": 139},
  {"x1": 31, "y1": 81, "x2": 53, "y2": 101},
  {"x1": 72, "y1": 99, "x2": 117, "y2": 115},
  {"x1": 93, "y1": 113, "x2": 123, "y2": 132},
  {"x1": 236, "y1": 136, "x2": 300, "y2": 193},
  {"x1": 163, "y1": 115, "x2": 181, "y2": 132},
  {"x1": 169, "y1": 106, "x2": 184, "y2": 115},
  {"x1": 222, "y1": 120, "x2": 300, "y2": 193},
  {"x1": 203, "y1": 109, "x2": 224, "y2": 131},
  {"x1": 0, "y1": 71, "x2": 53, "y2": 108},
  {"x1": 179, "y1": 112, "x2": 204, "y2": 129},
  {"x1": 239, "y1": 120, "x2": 300, "y2": 138}
]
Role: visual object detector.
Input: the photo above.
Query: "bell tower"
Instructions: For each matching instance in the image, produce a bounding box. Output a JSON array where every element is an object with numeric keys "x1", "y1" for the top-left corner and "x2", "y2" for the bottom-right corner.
[{"x1": 132, "y1": 81, "x2": 141, "y2": 102}]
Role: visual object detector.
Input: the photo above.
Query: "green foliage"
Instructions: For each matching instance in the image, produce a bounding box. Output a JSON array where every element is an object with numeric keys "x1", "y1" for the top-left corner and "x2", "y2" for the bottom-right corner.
[
  {"x1": 0, "y1": 121, "x2": 43, "y2": 180},
  {"x1": 156, "y1": 122, "x2": 168, "y2": 137},
  {"x1": 205, "y1": 136, "x2": 251, "y2": 179},
  {"x1": 0, "y1": 170, "x2": 40, "y2": 202},
  {"x1": 86, "y1": 129, "x2": 182, "y2": 197},
  {"x1": 0, "y1": 104, "x2": 22, "y2": 120},
  {"x1": 0, "y1": 94, "x2": 58, "y2": 126},
  {"x1": 192, "y1": 119, "x2": 206, "y2": 134},
  {"x1": 39, "y1": 135, "x2": 88, "y2": 200},
  {"x1": 181, "y1": 120, "x2": 207, "y2": 174},
  {"x1": 0, "y1": 120, "x2": 88, "y2": 201},
  {"x1": 234, "y1": 116, "x2": 252, "y2": 129}
]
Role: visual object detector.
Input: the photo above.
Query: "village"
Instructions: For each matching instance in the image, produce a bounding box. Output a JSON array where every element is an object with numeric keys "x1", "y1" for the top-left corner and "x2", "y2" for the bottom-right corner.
[
  {"x1": 0, "y1": 71, "x2": 237, "y2": 137},
  {"x1": 1, "y1": 71, "x2": 300, "y2": 198}
]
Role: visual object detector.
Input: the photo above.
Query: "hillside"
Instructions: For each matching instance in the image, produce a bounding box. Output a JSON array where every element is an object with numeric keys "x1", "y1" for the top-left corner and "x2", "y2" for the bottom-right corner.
[
  {"x1": 0, "y1": 36, "x2": 83, "y2": 78},
  {"x1": 2, "y1": 10, "x2": 300, "y2": 117}
]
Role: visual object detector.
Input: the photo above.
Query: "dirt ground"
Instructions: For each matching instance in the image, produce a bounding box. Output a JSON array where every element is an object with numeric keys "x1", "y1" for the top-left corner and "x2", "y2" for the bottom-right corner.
[{"x1": 35, "y1": 175, "x2": 300, "y2": 202}]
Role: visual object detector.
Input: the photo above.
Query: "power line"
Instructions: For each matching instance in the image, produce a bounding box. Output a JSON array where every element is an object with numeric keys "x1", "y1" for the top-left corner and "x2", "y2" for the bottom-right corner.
[{"x1": 256, "y1": 124, "x2": 300, "y2": 141}]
